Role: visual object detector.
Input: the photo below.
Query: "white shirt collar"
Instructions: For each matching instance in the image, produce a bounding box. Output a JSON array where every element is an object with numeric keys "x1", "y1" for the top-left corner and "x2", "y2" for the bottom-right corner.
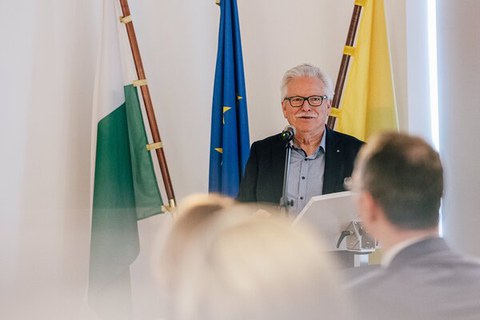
[
  {"x1": 320, "y1": 129, "x2": 327, "y2": 153},
  {"x1": 381, "y1": 234, "x2": 438, "y2": 267}
]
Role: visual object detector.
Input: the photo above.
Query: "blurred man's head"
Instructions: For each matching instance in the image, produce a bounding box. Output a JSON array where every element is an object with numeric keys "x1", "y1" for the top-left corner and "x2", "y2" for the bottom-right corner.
[
  {"x1": 352, "y1": 132, "x2": 443, "y2": 237},
  {"x1": 160, "y1": 194, "x2": 349, "y2": 320}
]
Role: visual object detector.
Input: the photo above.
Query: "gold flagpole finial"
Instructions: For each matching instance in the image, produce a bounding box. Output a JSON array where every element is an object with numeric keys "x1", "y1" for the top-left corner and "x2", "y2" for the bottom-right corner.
[{"x1": 215, "y1": 0, "x2": 220, "y2": 5}]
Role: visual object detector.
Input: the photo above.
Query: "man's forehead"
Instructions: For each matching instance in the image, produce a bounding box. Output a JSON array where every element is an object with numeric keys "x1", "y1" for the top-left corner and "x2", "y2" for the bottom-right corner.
[{"x1": 286, "y1": 77, "x2": 325, "y2": 91}]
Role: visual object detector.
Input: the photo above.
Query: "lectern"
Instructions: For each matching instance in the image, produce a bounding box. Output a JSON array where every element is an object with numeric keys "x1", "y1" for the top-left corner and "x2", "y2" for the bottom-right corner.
[{"x1": 293, "y1": 191, "x2": 375, "y2": 268}]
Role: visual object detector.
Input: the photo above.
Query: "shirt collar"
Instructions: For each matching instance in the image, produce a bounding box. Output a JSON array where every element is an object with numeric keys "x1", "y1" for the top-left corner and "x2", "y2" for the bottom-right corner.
[{"x1": 319, "y1": 129, "x2": 326, "y2": 153}]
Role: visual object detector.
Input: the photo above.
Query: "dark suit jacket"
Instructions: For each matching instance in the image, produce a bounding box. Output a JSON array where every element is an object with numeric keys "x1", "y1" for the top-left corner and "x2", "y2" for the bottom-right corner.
[
  {"x1": 346, "y1": 237, "x2": 480, "y2": 320},
  {"x1": 237, "y1": 127, "x2": 364, "y2": 204}
]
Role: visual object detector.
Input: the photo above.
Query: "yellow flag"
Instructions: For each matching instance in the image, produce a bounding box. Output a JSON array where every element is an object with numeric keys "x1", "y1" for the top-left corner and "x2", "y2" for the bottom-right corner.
[{"x1": 335, "y1": 0, "x2": 398, "y2": 141}]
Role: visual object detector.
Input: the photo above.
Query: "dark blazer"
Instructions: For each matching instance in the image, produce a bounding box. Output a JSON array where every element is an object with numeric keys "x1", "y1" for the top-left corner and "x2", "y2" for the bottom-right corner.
[
  {"x1": 346, "y1": 237, "x2": 480, "y2": 320},
  {"x1": 237, "y1": 127, "x2": 364, "y2": 204}
]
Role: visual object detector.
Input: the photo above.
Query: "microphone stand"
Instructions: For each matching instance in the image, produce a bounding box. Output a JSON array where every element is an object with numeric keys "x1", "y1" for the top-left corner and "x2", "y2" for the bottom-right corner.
[{"x1": 279, "y1": 140, "x2": 293, "y2": 215}]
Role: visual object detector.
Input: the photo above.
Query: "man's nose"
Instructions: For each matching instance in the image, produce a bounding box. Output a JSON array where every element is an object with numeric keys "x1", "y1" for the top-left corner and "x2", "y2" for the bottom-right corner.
[{"x1": 299, "y1": 100, "x2": 312, "y2": 110}]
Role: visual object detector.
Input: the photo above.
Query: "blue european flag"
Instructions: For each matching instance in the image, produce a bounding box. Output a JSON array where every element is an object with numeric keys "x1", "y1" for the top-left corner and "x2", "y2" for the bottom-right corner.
[{"x1": 209, "y1": 0, "x2": 250, "y2": 197}]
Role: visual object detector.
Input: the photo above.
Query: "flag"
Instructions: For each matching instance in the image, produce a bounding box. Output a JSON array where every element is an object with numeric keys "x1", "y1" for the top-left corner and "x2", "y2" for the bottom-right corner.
[
  {"x1": 209, "y1": 0, "x2": 250, "y2": 197},
  {"x1": 89, "y1": 0, "x2": 163, "y2": 318},
  {"x1": 335, "y1": 0, "x2": 398, "y2": 141}
]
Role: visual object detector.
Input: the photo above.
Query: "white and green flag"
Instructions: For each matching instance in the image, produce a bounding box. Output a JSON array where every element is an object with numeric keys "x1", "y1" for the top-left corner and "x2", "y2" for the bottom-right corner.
[{"x1": 88, "y1": 0, "x2": 163, "y2": 318}]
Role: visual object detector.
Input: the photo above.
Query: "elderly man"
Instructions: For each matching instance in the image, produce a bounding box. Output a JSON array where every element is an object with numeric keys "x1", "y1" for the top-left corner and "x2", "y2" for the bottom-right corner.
[
  {"x1": 237, "y1": 63, "x2": 363, "y2": 214},
  {"x1": 346, "y1": 132, "x2": 480, "y2": 320}
]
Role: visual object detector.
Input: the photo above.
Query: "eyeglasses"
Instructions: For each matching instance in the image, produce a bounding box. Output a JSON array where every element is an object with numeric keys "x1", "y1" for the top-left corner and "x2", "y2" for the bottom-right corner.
[{"x1": 283, "y1": 95, "x2": 328, "y2": 108}]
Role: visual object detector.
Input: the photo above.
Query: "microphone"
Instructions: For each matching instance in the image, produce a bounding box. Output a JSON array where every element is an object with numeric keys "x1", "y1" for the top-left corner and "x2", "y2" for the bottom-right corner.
[{"x1": 280, "y1": 125, "x2": 296, "y2": 142}]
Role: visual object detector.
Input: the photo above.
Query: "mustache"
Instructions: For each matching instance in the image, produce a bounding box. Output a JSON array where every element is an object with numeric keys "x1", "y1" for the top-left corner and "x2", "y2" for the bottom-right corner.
[{"x1": 295, "y1": 112, "x2": 318, "y2": 118}]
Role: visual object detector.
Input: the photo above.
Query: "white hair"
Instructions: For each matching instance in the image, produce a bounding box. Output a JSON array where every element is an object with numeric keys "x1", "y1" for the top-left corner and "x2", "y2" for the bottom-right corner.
[{"x1": 281, "y1": 63, "x2": 334, "y2": 100}]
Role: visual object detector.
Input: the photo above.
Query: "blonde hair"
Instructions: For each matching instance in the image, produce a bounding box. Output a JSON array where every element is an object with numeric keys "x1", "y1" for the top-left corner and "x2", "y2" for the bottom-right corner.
[{"x1": 160, "y1": 194, "x2": 349, "y2": 320}]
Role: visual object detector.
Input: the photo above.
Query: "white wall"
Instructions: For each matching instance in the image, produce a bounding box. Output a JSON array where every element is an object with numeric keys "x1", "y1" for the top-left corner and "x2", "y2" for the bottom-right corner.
[
  {"x1": 406, "y1": 0, "x2": 433, "y2": 141},
  {"x1": 0, "y1": 0, "x2": 409, "y2": 319},
  {"x1": 436, "y1": 0, "x2": 480, "y2": 257}
]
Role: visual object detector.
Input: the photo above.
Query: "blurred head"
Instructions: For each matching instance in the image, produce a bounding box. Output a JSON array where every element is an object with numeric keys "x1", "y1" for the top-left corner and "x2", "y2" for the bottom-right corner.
[
  {"x1": 281, "y1": 64, "x2": 333, "y2": 137},
  {"x1": 160, "y1": 194, "x2": 348, "y2": 320},
  {"x1": 352, "y1": 132, "x2": 443, "y2": 231}
]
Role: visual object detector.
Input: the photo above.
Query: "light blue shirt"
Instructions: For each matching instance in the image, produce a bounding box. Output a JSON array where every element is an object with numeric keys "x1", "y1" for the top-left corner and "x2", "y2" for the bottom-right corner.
[{"x1": 287, "y1": 133, "x2": 327, "y2": 215}]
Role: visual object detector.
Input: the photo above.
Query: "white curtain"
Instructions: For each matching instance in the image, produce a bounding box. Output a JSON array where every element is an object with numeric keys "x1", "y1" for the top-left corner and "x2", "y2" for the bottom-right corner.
[{"x1": 1, "y1": 0, "x2": 100, "y2": 319}]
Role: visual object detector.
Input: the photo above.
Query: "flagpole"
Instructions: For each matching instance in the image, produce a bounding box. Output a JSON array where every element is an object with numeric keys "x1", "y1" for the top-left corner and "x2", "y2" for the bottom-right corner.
[
  {"x1": 327, "y1": 2, "x2": 364, "y2": 129},
  {"x1": 118, "y1": 0, "x2": 176, "y2": 209}
]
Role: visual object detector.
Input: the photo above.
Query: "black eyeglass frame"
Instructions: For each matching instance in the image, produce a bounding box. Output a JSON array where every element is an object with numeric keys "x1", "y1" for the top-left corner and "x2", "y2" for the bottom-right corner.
[{"x1": 283, "y1": 95, "x2": 329, "y2": 108}]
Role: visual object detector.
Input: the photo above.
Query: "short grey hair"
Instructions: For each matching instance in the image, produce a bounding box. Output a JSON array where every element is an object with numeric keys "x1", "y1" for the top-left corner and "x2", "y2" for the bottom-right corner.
[{"x1": 280, "y1": 63, "x2": 334, "y2": 100}]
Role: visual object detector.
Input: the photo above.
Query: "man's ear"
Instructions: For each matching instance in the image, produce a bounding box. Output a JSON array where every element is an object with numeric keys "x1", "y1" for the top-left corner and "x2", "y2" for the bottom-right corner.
[
  {"x1": 325, "y1": 98, "x2": 332, "y2": 110},
  {"x1": 323, "y1": 99, "x2": 332, "y2": 118},
  {"x1": 281, "y1": 101, "x2": 287, "y2": 118},
  {"x1": 358, "y1": 191, "x2": 380, "y2": 229}
]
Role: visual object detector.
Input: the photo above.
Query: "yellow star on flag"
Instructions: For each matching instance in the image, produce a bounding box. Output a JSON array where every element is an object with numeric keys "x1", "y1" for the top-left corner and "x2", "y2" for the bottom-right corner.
[{"x1": 223, "y1": 106, "x2": 231, "y2": 124}]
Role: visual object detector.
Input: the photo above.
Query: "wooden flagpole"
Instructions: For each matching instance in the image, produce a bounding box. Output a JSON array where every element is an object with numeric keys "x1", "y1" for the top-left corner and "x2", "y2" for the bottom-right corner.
[
  {"x1": 118, "y1": 0, "x2": 176, "y2": 210},
  {"x1": 327, "y1": 1, "x2": 364, "y2": 129}
]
